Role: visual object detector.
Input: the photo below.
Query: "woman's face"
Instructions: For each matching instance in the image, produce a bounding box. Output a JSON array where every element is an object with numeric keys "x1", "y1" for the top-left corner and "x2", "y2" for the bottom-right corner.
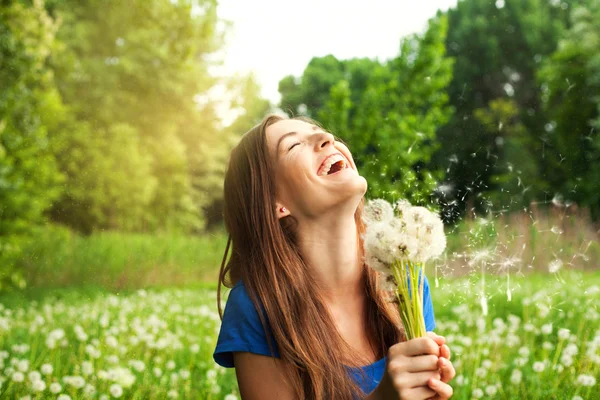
[{"x1": 266, "y1": 119, "x2": 367, "y2": 219}]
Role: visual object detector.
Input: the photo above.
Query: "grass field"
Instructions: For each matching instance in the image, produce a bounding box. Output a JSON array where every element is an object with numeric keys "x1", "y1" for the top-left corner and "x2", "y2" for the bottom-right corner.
[{"x1": 1, "y1": 271, "x2": 598, "y2": 399}]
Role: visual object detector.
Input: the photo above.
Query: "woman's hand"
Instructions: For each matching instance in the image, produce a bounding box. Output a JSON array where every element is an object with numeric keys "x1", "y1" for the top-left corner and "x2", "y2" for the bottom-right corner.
[
  {"x1": 374, "y1": 332, "x2": 455, "y2": 400},
  {"x1": 424, "y1": 332, "x2": 455, "y2": 399}
]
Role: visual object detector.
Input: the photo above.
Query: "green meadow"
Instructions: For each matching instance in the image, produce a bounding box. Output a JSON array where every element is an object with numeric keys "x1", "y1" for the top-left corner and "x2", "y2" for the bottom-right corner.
[{"x1": 1, "y1": 210, "x2": 599, "y2": 399}]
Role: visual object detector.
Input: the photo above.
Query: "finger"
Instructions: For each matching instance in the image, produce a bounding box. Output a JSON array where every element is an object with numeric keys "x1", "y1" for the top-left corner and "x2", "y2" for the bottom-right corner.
[
  {"x1": 428, "y1": 377, "x2": 453, "y2": 399},
  {"x1": 425, "y1": 331, "x2": 446, "y2": 346},
  {"x1": 438, "y1": 357, "x2": 456, "y2": 383},
  {"x1": 404, "y1": 354, "x2": 439, "y2": 372},
  {"x1": 400, "y1": 371, "x2": 440, "y2": 388},
  {"x1": 401, "y1": 386, "x2": 437, "y2": 400},
  {"x1": 401, "y1": 337, "x2": 441, "y2": 357},
  {"x1": 440, "y1": 344, "x2": 451, "y2": 360}
]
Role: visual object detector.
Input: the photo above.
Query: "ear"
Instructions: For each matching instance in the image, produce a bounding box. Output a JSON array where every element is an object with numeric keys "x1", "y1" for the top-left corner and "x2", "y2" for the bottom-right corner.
[{"x1": 275, "y1": 202, "x2": 291, "y2": 219}]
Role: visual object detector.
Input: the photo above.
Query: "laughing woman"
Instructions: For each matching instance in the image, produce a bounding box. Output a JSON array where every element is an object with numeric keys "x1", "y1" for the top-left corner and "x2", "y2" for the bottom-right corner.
[{"x1": 213, "y1": 114, "x2": 456, "y2": 400}]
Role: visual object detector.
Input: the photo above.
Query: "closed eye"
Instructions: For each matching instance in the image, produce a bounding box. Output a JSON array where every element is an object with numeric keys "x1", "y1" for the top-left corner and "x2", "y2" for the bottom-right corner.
[{"x1": 288, "y1": 142, "x2": 301, "y2": 151}]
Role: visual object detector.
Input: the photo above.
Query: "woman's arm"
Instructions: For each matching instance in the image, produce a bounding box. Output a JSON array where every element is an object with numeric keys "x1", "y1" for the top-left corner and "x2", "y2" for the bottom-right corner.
[{"x1": 233, "y1": 352, "x2": 296, "y2": 400}]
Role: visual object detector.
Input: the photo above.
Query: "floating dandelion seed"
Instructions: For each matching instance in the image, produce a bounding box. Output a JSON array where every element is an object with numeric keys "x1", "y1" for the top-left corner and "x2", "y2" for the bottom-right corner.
[
  {"x1": 551, "y1": 194, "x2": 564, "y2": 207},
  {"x1": 549, "y1": 259, "x2": 563, "y2": 273}
]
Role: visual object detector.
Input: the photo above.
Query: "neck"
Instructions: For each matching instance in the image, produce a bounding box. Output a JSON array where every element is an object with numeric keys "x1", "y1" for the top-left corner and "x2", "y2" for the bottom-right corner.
[{"x1": 295, "y1": 210, "x2": 364, "y2": 304}]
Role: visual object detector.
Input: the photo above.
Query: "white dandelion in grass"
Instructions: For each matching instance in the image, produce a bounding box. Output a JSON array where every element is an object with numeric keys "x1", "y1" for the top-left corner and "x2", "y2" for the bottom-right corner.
[
  {"x1": 510, "y1": 369, "x2": 522, "y2": 385},
  {"x1": 532, "y1": 361, "x2": 546, "y2": 373},
  {"x1": 576, "y1": 374, "x2": 597, "y2": 387},
  {"x1": 363, "y1": 198, "x2": 446, "y2": 339}
]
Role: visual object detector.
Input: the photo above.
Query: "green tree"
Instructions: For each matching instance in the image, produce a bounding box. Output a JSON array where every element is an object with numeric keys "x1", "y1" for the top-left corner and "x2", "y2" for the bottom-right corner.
[
  {"x1": 0, "y1": 0, "x2": 64, "y2": 290},
  {"x1": 45, "y1": 0, "x2": 229, "y2": 233},
  {"x1": 434, "y1": 0, "x2": 591, "y2": 219},
  {"x1": 538, "y1": 2, "x2": 600, "y2": 217},
  {"x1": 318, "y1": 15, "x2": 454, "y2": 205}
]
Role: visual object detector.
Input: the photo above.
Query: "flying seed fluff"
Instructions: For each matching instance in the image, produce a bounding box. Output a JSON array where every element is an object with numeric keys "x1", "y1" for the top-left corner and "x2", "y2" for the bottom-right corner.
[{"x1": 217, "y1": 114, "x2": 405, "y2": 399}]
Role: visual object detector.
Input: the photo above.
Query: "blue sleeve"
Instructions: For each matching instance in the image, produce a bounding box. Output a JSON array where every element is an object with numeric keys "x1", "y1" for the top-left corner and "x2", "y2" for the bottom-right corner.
[
  {"x1": 213, "y1": 283, "x2": 280, "y2": 368},
  {"x1": 423, "y1": 275, "x2": 436, "y2": 332}
]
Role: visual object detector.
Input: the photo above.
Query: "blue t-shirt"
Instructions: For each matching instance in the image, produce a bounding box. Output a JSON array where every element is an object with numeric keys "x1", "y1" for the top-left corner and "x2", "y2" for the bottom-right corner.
[{"x1": 214, "y1": 275, "x2": 436, "y2": 396}]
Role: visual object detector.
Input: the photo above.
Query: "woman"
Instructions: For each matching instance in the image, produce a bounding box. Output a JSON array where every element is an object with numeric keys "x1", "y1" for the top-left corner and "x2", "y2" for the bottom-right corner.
[{"x1": 213, "y1": 114, "x2": 456, "y2": 399}]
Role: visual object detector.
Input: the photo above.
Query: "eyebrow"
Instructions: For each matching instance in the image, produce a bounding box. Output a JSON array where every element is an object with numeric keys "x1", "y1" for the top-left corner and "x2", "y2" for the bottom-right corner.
[{"x1": 275, "y1": 125, "x2": 322, "y2": 159}]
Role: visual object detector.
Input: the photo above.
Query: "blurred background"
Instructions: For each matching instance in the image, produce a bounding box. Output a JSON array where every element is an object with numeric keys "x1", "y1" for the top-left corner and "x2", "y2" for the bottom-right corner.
[{"x1": 1, "y1": 0, "x2": 599, "y2": 399}]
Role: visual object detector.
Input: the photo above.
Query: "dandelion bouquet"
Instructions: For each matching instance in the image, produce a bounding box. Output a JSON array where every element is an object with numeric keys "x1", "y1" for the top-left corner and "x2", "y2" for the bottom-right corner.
[{"x1": 362, "y1": 199, "x2": 446, "y2": 339}]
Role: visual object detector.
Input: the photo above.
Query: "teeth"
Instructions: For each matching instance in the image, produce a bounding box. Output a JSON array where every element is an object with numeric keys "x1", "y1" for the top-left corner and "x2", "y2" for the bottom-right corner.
[{"x1": 318, "y1": 154, "x2": 346, "y2": 176}]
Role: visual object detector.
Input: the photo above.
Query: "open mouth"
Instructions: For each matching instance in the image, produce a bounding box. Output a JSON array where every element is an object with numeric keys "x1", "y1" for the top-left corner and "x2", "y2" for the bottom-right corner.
[{"x1": 317, "y1": 153, "x2": 350, "y2": 176}]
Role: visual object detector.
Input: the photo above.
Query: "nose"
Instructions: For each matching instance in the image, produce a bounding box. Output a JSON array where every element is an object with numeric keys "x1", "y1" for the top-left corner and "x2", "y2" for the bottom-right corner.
[{"x1": 315, "y1": 132, "x2": 335, "y2": 150}]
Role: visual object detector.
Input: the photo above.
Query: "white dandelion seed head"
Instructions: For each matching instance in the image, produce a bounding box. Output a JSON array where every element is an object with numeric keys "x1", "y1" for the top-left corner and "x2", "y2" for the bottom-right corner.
[
  {"x1": 27, "y1": 370, "x2": 41, "y2": 382},
  {"x1": 510, "y1": 369, "x2": 522, "y2": 385},
  {"x1": 485, "y1": 385, "x2": 498, "y2": 395},
  {"x1": 541, "y1": 323, "x2": 553, "y2": 335},
  {"x1": 576, "y1": 374, "x2": 596, "y2": 387},
  {"x1": 533, "y1": 361, "x2": 546, "y2": 372},
  {"x1": 394, "y1": 199, "x2": 412, "y2": 215},
  {"x1": 558, "y1": 328, "x2": 570, "y2": 340},
  {"x1": 50, "y1": 382, "x2": 62, "y2": 393},
  {"x1": 31, "y1": 379, "x2": 46, "y2": 392},
  {"x1": 40, "y1": 363, "x2": 53, "y2": 375},
  {"x1": 109, "y1": 383, "x2": 124, "y2": 398},
  {"x1": 12, "y1": 371, "x2": 25, "y2": 382},
  {"x1": 363, "y1": 199, "x2": 394, "y2": 224}
]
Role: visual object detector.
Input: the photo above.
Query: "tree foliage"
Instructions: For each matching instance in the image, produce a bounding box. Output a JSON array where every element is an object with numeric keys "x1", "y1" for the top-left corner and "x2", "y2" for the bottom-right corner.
[
  {"x1": 538, "y1": 2, "x2": 600, "y2": 216},
  {"x1": 281, "y1": 15, "x2": 454, "y2": 205},
  {"x1": 0, "y1": 0, "x2": 64, "y2": 289}
]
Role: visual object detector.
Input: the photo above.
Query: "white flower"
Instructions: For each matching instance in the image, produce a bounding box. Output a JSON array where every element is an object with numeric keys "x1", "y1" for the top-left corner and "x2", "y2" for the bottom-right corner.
[
  {"x1": 485, "y1": 385, "x2": 497, "y2": 395},
  {"x1": 12, "y1": 371, "x2": 25, "y2": 382},
  {"x1": 561, "y1": 354, "x2": 574, "y2": 367},
  {"x1": 179, "y1": 369, "x2": 190, "y2": 379},
  {"x1": 57, "y1": 395, "x2": 71, "y2": 400},
  {"x1": 167, "y1": 390, "x2": 178, "y2": 399},
  {"x1": 518, "y1": 346, "x2": 530, "y2": 358},
  {"x1": 224, "y1": 395, "x2": 238, "y2": 400},
  {"x1": 572, "y1": 396, "x2": 583, "y2": 400},
  {"x1": 363, "y1": 199, "x2": 394, "y2": 224},
  {"x1": 510, "y1": 369, "x2": 522, "y2": 385},
  {"x1": 548, "y1": 259, "x2": 563, "y2": 273},
  {"x1": 576, "y1": 374, "x2": 596, "y2": 387},
  {"x1": 84, "y1": 384, "x2": 96, "y2": 395},
  {"x1": 40, "y1": 363, "x2": 53, "y2": 375},
  {"x1": 31, "y1": 379, "x2": 46, "y2": 392},
  {"x1": 50, "y1": 382, "x2": 62, "y2": 393},
  {"x1": 17, "y1": 359, "x2": 29, "y2": 372},
  {"x1": 472, "y1": 388, "x2": 484, "y2": 398},
  {"x1": 206, "y1": 369, "x2": 217, "y2": 381},
  {"x1": 543, "y1": 341, "x2": 554, "y2": 350},
  {"x1": 541, "y1": 323, "x2": 553, "y2": 335},
  {"x1": 558, "y1": 328, "x2": 570, "y2": 340},
  {"x1": 533, "y1": 361, "x2": 546, "y2": 372},
  {"x1": 82, "y1": 361, "x2": 94, "y2": 376},
  {"x1": 110, "y1": 383, "x2": 123, "y2": 398},
  {"x1": 28, "y1": 370, "x2": 41, "y2": 382}
]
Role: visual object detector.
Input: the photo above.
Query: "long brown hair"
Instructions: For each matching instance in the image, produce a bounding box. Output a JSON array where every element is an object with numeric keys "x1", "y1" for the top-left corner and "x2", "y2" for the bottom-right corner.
[{"x1": 217, "y1": 114, "x2": 404, "y2": 399}]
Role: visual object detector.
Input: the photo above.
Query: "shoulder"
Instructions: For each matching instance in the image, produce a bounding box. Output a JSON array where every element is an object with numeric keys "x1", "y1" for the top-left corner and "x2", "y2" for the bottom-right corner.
[{"x1": 213, "y1": 281, "x2": 280, "y2": 367}]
